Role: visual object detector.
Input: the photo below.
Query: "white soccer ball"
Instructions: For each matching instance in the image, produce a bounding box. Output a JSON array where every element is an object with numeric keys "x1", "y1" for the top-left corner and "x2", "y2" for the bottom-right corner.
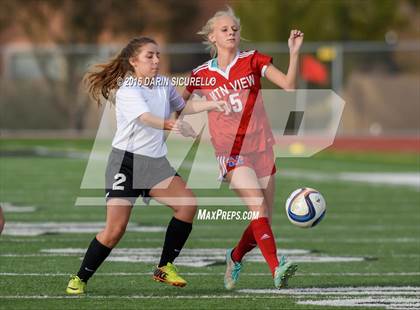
[{"x1": 285, "y1": 187, "x2": 326, "y2": 228}]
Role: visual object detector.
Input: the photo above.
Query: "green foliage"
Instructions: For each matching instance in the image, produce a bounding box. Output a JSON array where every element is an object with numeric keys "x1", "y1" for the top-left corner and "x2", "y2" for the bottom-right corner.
[{"x1": 234, "y1": 0, "x2": 408, "y2": 41}]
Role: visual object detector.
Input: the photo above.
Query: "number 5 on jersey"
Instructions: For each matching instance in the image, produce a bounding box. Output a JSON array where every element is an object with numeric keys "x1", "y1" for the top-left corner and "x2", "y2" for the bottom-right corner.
[{"x1": 229, "y1": 93, "x2": 243, "y2": 112}]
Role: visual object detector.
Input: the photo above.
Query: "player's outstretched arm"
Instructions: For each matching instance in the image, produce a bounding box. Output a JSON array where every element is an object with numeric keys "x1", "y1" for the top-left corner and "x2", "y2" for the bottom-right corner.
[
  {"x1": 139, "y1": 112, "x2": 169, "y2": 130},
  {"x1": 265, "y1": 29, "x2": 304, "y2": 91},
  {"x1": 182, "y1": 99, "x2": 230, "y2": 115},
  {"x1": 139, "y1": 112, "x2": 197, "y2": 138}
]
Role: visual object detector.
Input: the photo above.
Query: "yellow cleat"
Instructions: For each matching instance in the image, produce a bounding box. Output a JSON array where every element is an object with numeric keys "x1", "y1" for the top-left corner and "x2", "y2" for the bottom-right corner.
[
  {"x1": 66, "y1": 275, "x2": 87, "y2": 295},
  {"x1": 153, "y1": 263, "x2": 187, "y2": 287}
]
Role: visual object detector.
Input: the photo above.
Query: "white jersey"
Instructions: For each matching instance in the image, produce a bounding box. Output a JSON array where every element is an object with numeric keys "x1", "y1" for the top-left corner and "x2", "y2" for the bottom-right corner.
[{"x1": 112, "y1": 76, "x2": 185, "y2": 157}]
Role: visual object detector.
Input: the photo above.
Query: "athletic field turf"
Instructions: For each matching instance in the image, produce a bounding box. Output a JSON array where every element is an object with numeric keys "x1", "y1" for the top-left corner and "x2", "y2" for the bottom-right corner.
[{"x1": 0, "y1": 139, "x2": 419, "y2": 309}]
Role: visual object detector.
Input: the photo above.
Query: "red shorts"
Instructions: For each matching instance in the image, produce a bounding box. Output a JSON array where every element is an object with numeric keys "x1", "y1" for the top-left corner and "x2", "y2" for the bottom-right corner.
[{"x1": 216, "y1": 148, "x2": 277, "y2": 180}]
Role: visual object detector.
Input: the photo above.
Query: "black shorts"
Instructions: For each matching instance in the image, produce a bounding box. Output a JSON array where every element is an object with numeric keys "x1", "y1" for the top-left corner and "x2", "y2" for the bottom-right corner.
[{"x1": 105, "y1": 148, "x2": 179, "y2": 205}]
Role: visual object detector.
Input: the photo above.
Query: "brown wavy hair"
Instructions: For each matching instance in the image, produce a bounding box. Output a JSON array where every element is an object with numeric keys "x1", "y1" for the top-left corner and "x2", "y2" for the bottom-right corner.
[{"x1": 84, "y1": 37, "x2": 157, "y2": 106}]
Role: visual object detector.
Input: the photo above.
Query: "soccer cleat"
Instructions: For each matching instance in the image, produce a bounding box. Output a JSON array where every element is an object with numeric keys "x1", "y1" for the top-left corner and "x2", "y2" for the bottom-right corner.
[
  {"x1": 153, "y1": 262, "x2": 187, "y2": 287},
  {"x1": 274, "y1": 256, "x2": 298, "y2": 289},
  {"x1": 224, "y1": 248, "x2": 243, "y2": 290},
  {"x1": 66, "y1": 275, "x2": 87, "y2": 295}
]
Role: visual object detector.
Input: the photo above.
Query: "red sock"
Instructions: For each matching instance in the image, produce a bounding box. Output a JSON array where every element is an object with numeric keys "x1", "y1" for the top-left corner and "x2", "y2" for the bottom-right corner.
[
  {"x1": 231, "y1": 223, "x2": 257, "y2": 262},
  {"x1": 250, "y1": 217, "x2": 279, "y2": 276}
]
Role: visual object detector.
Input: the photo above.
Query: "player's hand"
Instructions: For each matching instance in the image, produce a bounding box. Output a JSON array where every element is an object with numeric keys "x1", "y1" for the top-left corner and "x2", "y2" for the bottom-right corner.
[
  {"x1": 163, "y1": 119, "x2": 177, "y2": 131},
  {"x1": 210, "y1": 101, "x2": 231, "y2": 115},
  {"x1": 175, "y1": 120, "x2": 197, "y2": 138},
  {"x1": 288, "y1": 29, "x2": 304, "y2": 55}
]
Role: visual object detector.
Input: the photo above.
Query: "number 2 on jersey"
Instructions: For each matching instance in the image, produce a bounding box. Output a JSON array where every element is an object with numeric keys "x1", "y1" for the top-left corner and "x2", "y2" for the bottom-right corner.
[{"x1": 228, "y1": 93, "x2": 243, "y2": 112}]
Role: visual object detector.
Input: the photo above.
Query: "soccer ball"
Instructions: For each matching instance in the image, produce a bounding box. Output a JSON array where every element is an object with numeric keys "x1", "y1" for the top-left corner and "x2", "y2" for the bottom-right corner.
[{"x1": 285, "y1": 188, "x2": 326, "y2": 228}]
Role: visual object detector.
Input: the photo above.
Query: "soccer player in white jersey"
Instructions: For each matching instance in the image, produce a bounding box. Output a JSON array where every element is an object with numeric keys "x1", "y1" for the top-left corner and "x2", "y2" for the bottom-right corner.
[
  {"x1": 66, "y1": 37, "x2": 227, "y2": 294},
  {"x1": 183, "y1": 7, "x2": 304, "y2": 289}
]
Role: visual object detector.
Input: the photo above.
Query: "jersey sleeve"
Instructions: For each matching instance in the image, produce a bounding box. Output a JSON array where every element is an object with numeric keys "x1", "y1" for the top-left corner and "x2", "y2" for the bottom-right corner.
[
  {"x1": 115, "y1": 87, "x2": 150, "y2": 122},
  {"x1": 251, "y1": 50, "x2": 273, "y2": 77},
  {"x1": 185, "y1": 71, "x2": 198, "y2": 94},
  {"x1": 169, "y1": 84, "x2": 186, "y2": 113}
]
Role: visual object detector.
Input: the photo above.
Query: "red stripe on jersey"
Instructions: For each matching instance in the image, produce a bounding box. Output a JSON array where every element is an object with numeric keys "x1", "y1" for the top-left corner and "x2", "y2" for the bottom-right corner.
[
  {"x1": 192, "y1": 62, "x2": 209, "y2": 74},
  {"x1": 238, "y1": 50, "x2": 255, "y2": 58}
]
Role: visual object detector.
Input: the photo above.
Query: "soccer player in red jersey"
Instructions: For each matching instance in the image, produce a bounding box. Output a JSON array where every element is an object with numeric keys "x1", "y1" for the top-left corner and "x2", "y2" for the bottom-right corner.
[{"x1": 183, "y1": 7, "x2": 304, "y2": 289}]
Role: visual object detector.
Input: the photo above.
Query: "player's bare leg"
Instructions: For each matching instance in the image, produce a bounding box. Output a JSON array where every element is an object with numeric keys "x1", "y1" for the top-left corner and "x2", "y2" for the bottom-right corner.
[
  {"x1": 150, "y1": 176, "x2": 197, "y2": 223},
  {"x1": 258, "y1": 174, "x2": 276, "y2": 224},
  {"x1": 228, "y1": 167, "x2": 269, "y2": 217},
  {"x1": 97, "y1": 199, "x2": 133, "y2": 247},
  {"x1": 227, "y1": 173, "x2": 275, "y2": 270},
  {"x1": 222, "y1": 167, "x2": 278, "y2": 289},
  {"x1": 67, "y1": 199, "x2": 132, "y2": 294}
]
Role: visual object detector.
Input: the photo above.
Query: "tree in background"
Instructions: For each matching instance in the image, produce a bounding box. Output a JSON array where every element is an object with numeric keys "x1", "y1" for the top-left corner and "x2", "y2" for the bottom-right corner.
[{"x1": 234, "y1": 0, "x2": 415, "y2": 42}]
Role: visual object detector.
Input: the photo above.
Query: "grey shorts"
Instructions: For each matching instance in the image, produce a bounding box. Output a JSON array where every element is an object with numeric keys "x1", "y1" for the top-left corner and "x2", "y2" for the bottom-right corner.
[{"x1": 105, "y1": 148, "x2": 178, "y2": 205}]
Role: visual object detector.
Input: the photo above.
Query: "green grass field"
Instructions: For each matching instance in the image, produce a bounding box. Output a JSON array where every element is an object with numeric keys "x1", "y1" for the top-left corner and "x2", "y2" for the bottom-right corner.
[{"x1": 0, "y1": 139, "x2": 419, "y2": 309}]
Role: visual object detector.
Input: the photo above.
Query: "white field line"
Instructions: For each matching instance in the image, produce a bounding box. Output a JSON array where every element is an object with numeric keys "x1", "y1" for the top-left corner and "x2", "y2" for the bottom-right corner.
[
  {"x1": 2, "y1": 251, "x2": 418, "y2": 264},
  {"x1": 0, "y1": 247, "x2": 367, "y2": 266},
  {"x1": 1, "y1": 272, "x2": 420, "y2": 277},
  {"x1": 297, "y1": 297, "x2": 420, "y2": 310},
  {"x1": 40, "y1": 248, "x2": 310, "y2": 254},
  {"x1": 2, "y1": 237, "x2": 419, "y2": 244},
  {"x1": 41, "y1": 247, "x2": 365, "y2": 265},
  {"x1": 3, "y1": 237, "x2": 418, "y2": 245},
  {"x1": 0, "y1": 202, "x2": 36, "y2": 213},
  {"x1": 282, "y1": 170, "x2": 420, "y2": 189},
  {"x1": 239, "y1": 286, "x2": 420, "y2": 296},
  {"x1": 2, "y1": 222, "x2": 165, "y2": 236},
  {"x1": 75, "y1": 197, "x2": 262, "y2": 206},
  {"x1": 1, "y1": 287, "x2": 419, "y2": 301},
  {"x1": 0, "y1": 295, "x2": 283, "y2": 300}
]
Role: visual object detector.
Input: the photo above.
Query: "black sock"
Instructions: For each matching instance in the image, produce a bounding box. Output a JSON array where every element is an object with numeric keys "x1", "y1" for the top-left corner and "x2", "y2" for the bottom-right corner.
[
  {"x1": 77, "y1": 237, "x2": 112, "y2": 283},
  {"x1": 158, "y1": 217, "x2": 192, "y2": 267}
]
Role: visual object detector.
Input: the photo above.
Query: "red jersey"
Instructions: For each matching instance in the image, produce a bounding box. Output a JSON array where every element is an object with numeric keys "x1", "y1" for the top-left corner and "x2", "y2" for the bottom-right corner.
[{"x1": 186, "y1": 50, "x2": 275, "y2": 156}]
